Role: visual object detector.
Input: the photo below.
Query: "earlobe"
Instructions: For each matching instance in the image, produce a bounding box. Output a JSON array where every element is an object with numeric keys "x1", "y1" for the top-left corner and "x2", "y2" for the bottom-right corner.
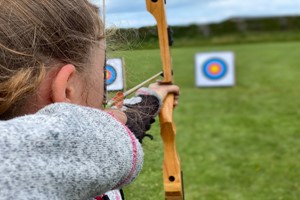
[{"x1": 51, "y1": 64, "x2": 77, "y2": 103}]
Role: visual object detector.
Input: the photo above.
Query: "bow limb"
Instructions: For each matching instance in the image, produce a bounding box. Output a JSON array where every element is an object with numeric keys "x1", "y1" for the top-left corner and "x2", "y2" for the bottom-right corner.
[{"x1": 146, "y1": 0, "x2": 184, "y2": 199}]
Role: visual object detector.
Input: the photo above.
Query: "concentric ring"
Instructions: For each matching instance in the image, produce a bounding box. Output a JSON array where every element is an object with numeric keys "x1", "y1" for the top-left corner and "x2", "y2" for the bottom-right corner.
[
  {"x1": 105, "y1": 65, "x2": 117, "y2": 85},
  {"x1": 202, "y1": 58, "x2": 227, "y2": 80}
]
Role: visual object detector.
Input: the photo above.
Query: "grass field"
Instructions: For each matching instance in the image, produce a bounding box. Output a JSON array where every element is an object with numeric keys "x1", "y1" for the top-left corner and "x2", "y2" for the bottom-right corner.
[{"x1": 109, "y1": 41, "x2": 300, "y2": 200}]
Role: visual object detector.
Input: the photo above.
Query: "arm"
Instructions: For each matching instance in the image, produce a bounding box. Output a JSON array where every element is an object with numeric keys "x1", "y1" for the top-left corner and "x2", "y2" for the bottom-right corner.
[
  {"x1": 112, "y1": 84, "x2": 180, "y2": 143},
  {"x1": 99, "y1": 84, "x2": 180, "y2": 200},
  {"x1": 0, "y1": 103, "x2": 143, "y2": 200}
]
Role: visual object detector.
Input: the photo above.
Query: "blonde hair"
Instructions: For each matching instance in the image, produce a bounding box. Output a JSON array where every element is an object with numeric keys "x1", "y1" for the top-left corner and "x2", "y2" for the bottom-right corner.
[{"x1": 0, "y1": 0, "x2": 104, "y2": 119}]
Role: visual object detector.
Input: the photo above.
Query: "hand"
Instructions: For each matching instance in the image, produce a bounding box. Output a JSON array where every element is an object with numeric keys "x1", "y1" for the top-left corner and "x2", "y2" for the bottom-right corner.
[{"x1": 148, "y1": 82, "x2": 180, "y2": 108}]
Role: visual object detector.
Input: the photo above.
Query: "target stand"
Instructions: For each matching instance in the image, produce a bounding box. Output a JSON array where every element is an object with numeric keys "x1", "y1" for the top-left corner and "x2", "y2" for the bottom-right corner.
[
  {"x1": 195, "y1": 51, "x2": 235, "y2": 87},
  {"x1": 105, "y1": 58, "x2": 126, "y2": 91}
]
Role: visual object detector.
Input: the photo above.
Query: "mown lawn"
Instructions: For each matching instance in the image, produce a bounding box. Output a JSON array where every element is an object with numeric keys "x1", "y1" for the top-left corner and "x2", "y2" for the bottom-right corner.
[{"x1": 109, "y1": 41, "x2": 300, "y2": 200}]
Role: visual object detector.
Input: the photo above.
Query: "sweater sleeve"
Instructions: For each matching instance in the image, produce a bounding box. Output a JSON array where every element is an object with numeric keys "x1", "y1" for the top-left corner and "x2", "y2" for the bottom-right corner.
[{"x1": 0, "y1": 103, "x2": 143, "y2": 200}]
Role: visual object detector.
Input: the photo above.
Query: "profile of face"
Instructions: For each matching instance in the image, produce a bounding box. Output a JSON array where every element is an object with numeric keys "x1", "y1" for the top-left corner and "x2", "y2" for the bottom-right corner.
[
  {"x1": 25, "y1": 42, "x2": 106, "y2": 114},
  {"x1": 80, "y1": 43, "x2": 106, "y2": 109}
]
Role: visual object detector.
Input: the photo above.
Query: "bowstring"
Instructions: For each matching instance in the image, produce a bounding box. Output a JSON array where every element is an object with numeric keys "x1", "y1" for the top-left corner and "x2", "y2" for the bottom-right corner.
[{"x1": 102, "y1": 0, "x2": 108, "y2": 107}]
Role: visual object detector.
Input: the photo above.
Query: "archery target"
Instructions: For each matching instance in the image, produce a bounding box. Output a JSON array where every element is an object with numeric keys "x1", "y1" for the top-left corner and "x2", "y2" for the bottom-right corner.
[
  {"x1": 203, "y1": 58, "x2": 227, "y2": 80},
  {"x1": 105, "y1": 65, "x2": 117, "y2": 85},
  {"x1": 105, "y1": 58, "x2": 125, "y2": 91},
  {"x1": 195, "y1": 52, "x2": 235, "y2": 87}
]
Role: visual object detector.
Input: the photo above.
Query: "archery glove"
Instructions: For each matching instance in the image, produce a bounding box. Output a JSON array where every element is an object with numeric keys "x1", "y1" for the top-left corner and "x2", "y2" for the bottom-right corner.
[{"x1": 123, "y1": 94, "x2": 161, "y2": 143}]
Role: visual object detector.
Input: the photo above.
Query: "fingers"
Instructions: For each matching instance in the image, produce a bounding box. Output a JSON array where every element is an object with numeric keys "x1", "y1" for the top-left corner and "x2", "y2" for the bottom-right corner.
[
  {"x1": 164, "y1": 84, "x2": 180, "y2": 108},
  {"x1": 148, "y1": 81, "x2": 180, "y2": 108},
  {"x1": 173, "y1": 90, "x2": 180, "y2": 108},
  {"x1": 166, "y1": 84, "x2": 180, "y2": 96}
]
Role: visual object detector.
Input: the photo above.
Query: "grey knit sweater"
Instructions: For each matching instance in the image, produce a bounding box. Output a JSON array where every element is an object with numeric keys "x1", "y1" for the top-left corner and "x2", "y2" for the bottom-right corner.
[{"x1": 0, "y1": 103, "x2": 143, "y2": 200}]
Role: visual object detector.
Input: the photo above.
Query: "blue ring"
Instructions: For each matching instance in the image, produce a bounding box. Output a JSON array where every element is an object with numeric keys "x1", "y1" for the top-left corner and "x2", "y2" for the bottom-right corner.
[
  {"x1": 202, "y1": 58, "x2": 227, "y2": 80},
  {"x1": 106, "y1": 65, "x2": 117, "y2": 85}
]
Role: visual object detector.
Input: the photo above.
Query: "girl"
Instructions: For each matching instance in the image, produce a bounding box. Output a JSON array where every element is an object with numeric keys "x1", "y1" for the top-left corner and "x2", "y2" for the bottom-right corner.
[{"x1": 0, "y1": 0, "x2": 179, "y2": 199}]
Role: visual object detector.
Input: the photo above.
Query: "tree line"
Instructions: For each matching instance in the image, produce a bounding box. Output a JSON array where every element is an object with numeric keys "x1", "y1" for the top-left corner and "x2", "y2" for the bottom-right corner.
[{"x1": 112, "y1": 16, "x2": 300, "y2": 49}]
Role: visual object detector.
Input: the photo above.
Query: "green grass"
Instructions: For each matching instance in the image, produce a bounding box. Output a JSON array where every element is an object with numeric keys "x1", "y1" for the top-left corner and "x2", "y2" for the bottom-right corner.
[{"x1": 109, "y1": 41, "x2": 300, "y2": 199}]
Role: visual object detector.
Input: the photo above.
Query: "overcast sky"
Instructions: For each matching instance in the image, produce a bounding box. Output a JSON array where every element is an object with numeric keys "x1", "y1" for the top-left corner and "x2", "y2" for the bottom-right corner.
[{"x1": 91, "y1": 0, "x2": 300, "y2": 28}]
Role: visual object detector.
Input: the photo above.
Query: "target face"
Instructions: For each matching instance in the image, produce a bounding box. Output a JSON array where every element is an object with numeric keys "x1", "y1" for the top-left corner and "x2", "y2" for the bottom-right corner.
[
  {"x1": 105, "y1": 58, "x2": 125, "y2": 91},
  {"x1": 195, "y1": 51, "x2": 235, "y2": 87},
  {"x1": 105, "y1": 65, "x2": 117, "y2": 85},
  {"x1": 203, "y1": 58, "x2": 227, "y2": 80}
]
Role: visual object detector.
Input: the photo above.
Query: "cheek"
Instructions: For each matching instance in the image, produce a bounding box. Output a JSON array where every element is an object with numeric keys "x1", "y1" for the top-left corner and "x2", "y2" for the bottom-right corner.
[{"x1": 86, "y1": 66, "x2": 104, "y2": 109}]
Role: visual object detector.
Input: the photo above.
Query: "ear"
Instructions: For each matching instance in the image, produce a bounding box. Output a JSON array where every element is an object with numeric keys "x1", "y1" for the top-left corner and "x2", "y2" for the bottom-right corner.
[{"x1": 51, "y1": 64, "x2": 79, "y2": 103}]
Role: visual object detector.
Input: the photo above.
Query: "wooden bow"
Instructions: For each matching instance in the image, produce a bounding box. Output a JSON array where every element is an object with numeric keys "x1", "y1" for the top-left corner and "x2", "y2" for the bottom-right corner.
[{"x1": 145, "y1": 0, "x2": 184, "y2": 199}]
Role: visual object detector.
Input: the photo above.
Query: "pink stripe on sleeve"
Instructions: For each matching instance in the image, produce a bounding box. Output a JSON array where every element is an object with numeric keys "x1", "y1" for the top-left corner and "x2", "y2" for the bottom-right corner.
[
  {"x1": 114, "y1": 125, "x2": 138, "y2": 189},
  {"x1": 106, "y1": 112, "x2": 138, "y2": 189}
]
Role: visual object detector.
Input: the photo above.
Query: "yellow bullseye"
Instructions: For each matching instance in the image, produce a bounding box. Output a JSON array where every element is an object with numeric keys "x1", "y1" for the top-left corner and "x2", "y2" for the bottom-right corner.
[
  {"x1": 106, "y1": 70, "x2": 111, "y2": 79},
  {"x1": 209, "y1": 64, "x2": 221, "y2": 74}
]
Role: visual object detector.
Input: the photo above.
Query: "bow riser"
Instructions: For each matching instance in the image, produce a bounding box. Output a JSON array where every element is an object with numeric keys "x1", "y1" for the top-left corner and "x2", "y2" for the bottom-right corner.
[
  {"x1": 160, "y1": 119, "x2": 183, "y2": 199},
  {"x1": 146, "y1": 0, "x2": 184, "y2": 199}
]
